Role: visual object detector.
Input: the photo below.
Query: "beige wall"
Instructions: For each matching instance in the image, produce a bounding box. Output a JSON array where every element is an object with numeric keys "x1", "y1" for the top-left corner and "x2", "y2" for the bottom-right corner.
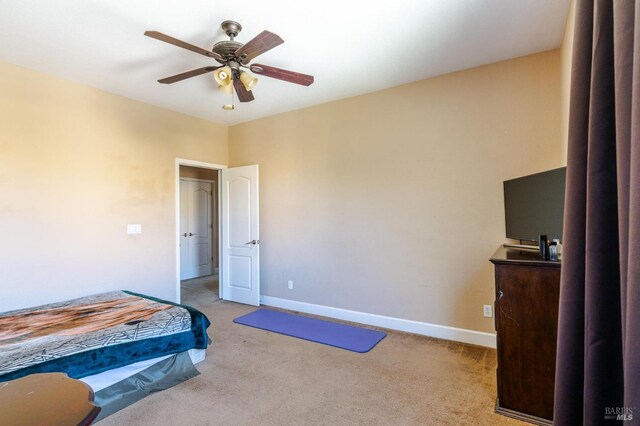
[
  {"x1": 229, "y1": 50, "x2": 563, "y2": 333},
  {"x1": 1, "y1": 46, "x2": 567, "y2": 334},
  {"x1": 0, "y1": 61, "x2": 227, "y2": 311},
  {"x1": 560, "y1": 0, "x2": 576, "y2": 165}
]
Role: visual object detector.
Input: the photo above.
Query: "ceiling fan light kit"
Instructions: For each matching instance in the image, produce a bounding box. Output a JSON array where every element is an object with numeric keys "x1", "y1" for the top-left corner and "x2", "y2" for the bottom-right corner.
[
  {"x1": 214, "y1": 66, "x2": 232, "y2": 85},
  {"x1": 144, "y1": 20, "x2": 314, "y2": 111},
  {"x1": 239, "y1": 71, "x2": 258, "y2": 91},
  {"x1": 218, "y1": 84, "x2": 233, "y2": 95}
]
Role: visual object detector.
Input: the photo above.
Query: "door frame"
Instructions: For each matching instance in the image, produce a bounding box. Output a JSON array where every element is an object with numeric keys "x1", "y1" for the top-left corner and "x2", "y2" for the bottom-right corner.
[{"x1": 175, "y1": 158, "x2": 226, "y2": 303}]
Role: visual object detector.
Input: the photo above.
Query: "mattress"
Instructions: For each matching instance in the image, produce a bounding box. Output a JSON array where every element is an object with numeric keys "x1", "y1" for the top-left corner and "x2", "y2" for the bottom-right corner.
[
  {"x1": 80, "y1": 348, "x2": 206, "y2": 392},
  {"x1": 0, "y1": 290, "x2": 211, "y2": 382},
  {"x1": 77, "y1": 349, "x2": 204, "y2": 421}
]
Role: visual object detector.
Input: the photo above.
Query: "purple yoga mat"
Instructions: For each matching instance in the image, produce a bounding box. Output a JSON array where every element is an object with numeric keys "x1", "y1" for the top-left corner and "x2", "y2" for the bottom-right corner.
[{"x1": 233, "y1": 309, "x2": 386, "y2": 353}]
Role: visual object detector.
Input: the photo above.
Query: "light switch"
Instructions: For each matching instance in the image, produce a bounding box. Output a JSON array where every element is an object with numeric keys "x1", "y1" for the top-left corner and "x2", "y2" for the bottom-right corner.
[
  {"x1": 483, "y1": 304, "x2": 493, "y2": 318},
  {"x1": 127, "y1": 224, "x2": 142, "y2": 234}
]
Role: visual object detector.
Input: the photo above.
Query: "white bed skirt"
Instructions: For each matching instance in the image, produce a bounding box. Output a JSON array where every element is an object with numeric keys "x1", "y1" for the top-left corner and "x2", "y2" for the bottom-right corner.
[{"x1": 80, "y1": 349, "x2": 206, "y2": 392}]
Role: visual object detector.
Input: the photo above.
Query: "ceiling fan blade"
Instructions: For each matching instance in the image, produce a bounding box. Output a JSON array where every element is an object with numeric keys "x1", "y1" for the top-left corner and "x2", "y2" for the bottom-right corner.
[
  {"x1": 235, "y1": 30, "x2": 284, "y2": 63},
  {"x1": 144, "y1": 31, "x2": 223, "y2": 61},
  {"x1": 158, "y1": 66, "x2": 221, "y2": 84},
  {"x1": 249, "y1": 64, "x2": 314, "y2": 86},
  {"x1": 233, "y1": 78, "x2": 255, "y2": 102}
]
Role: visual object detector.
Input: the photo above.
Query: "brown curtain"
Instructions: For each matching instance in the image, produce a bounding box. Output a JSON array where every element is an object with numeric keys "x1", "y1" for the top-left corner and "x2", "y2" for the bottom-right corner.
[{"x1": 554, "y1": 0, "x2": 640, "y2": 424}]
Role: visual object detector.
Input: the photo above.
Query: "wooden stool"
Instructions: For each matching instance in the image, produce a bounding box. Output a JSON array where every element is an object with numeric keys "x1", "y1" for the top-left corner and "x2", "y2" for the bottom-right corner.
[{"x1": 0, "y1": 373, "x2": 101, "y2": 426}]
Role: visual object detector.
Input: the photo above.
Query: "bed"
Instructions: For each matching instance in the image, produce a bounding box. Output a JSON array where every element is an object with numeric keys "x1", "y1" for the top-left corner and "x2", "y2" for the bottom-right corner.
[{"x1": 0, "y1": 290, "x2": 211, "y2": 420}]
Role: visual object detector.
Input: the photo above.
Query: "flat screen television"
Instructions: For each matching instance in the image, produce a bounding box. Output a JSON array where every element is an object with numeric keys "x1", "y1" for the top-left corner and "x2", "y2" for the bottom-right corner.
[{"x1": 503, "y1": 167, "x2": 566, "y2": 243}]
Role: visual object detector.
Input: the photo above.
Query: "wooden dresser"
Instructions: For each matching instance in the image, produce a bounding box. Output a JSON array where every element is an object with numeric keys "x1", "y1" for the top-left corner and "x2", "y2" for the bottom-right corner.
[{"x1": 490, "y1": 246, "x2": 561, "y2": 425}]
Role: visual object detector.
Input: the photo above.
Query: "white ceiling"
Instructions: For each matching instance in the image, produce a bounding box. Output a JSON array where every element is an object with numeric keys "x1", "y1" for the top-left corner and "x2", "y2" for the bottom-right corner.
[{"x1": 0, "y1": 0, "x2": 570, "y2": 126}]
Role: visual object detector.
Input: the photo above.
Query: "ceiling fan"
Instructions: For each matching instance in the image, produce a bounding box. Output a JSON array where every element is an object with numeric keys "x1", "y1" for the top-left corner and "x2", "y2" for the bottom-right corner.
[{"x1": 144, "y1": 20, "x2": 314, "y2": 109}]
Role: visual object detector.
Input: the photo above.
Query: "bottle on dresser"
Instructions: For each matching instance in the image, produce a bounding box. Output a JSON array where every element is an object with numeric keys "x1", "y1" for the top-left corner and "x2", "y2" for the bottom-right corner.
[
  {"x1": 549, "y1": 240, "x2": 558, "y2": 261},
  {"x1": 553, "y1": 238, "x2": 562, "y2": 261}
]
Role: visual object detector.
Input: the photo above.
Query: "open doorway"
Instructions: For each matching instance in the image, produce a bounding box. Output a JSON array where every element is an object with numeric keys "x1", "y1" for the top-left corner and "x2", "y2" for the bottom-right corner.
[
  {"x1": 175, "y1": 159, "x2": 261, "y2": 307},
  {"x1": 179, "y1": 165, "x2": 218, "y2": 306},
  {"x1": 176, "y1": 160, "x2": 224, "y2": 307}
]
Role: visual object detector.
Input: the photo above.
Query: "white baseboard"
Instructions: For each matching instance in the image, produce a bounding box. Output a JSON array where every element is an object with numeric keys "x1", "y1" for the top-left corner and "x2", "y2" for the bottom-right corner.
[{"x1": 260, "y1": 295, "x2": 496, "y2": 349}]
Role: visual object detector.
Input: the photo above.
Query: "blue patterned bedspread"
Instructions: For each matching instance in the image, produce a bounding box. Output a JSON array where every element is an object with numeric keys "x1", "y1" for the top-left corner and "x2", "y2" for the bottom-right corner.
[{"x1": 0, "y1": 290, "x2": 210, "y2": 382}]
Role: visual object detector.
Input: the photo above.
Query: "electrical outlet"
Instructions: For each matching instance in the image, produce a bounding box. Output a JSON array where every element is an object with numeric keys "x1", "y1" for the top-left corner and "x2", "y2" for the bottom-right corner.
[
  {"x1": 288, "y1": 280, "x2": 293, "y2": 290},
  {"x1": 483, "y1": 305, "x2": 493, "y2": 318}
]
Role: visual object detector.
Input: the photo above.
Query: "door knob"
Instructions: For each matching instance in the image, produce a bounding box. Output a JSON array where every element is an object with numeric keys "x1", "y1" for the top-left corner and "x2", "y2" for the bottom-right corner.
[
  {"x1": 182, "y1": 233, "x2": 187, "y2": 237},
  {"x1": 189, "y1": 233, "x2": 195, "y2": 236},
  {"x1": 245, "y1": 240, "x2": 258, "y2": 245}
]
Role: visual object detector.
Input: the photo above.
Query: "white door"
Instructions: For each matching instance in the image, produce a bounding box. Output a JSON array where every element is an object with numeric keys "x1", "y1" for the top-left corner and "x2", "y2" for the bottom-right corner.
[
  {"x1": 221, "y1": 165, "x2": 260, "y2": 305},
  {"x1": 180, "y1": 179, "x2": 213, "y2": 280}
]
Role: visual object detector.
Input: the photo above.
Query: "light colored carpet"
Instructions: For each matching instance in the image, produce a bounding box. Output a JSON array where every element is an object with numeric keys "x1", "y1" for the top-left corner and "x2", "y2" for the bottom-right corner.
[
  {"x1": 180, "y1": 274, "x2": 219, "y2": 307},
  {"x1": 99, "y1": 300, "x2": 523, "y2": 425}
]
